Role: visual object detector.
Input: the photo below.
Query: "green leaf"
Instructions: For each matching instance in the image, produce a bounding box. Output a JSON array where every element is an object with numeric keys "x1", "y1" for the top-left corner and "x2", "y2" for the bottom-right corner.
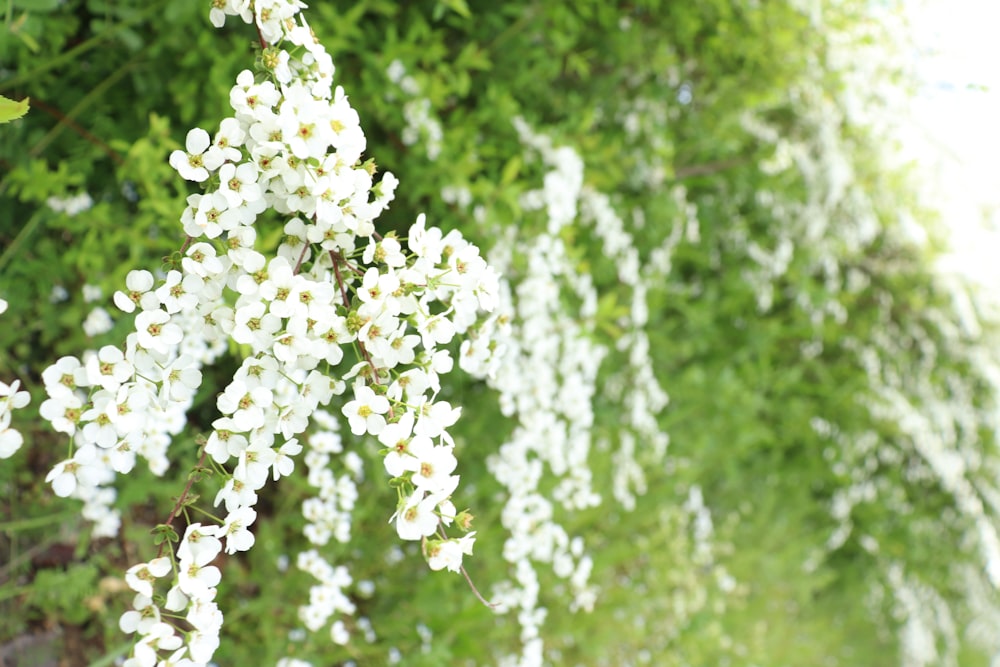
[
  {"x1": 0, "y1": 95, "x2": 29, "y2": 123},
  {"x1": 500, "y1": 155, "x2": 521, "y2": 186},
  {"x1": 437, "y1": 0, "x2": 471, "y2": 19}
]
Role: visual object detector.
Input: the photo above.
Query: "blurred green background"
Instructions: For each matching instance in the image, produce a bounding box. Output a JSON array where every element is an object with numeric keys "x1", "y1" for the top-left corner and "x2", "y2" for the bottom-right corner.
[{"x1": 2, "y1": 1, "x2": 999, "y2": 665}]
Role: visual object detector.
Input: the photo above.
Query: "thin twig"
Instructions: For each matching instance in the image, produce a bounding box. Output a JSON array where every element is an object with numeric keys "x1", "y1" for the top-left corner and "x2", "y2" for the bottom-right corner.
[
  {"x1": 330, "y1": 249, "x2": 350, "y2": 308},
  {"x1": 293, "y1": 241, "x2": 309, "y2": 274},
  {"x1": 460, "y1": 564, "x2": 497, "y2": 609},
  {"x1": 156, "y1": 447, "x2": 209, "y2": 559}
]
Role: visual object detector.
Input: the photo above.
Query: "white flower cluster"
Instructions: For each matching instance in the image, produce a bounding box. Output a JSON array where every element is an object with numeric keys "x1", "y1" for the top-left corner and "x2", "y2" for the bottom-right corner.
[
  {"x1": 300, "y1": 409, "x2": 359, "y2": 546},
  {"x1": 38, "y1": 337, "x2": 207, "y2": 537},
  {"x1": 386, "y1": 60, "x2": 444, "y2": 162},
  {"x1": 465, "y1": 119, "x2": 676, "y2": 666},
  {"x1": 886, "y1": 562, "x2": 960, "y2": 667},
  {"x1": 294, "y1": 410, "x2": 363, "y2": 643},
  {"x1": 578, "y1": 188, "x2": 671, "y2": 508},
  {"x1": 46, "y1": 191, "x2": 94, "y2": 216},
  {"x1": 33, "y1": 2, "x2": 500, "y2": 665},
  {"x1": 0, "y1": 298, "x2": 30, "y2": 460},
  {"x1": 297, "y1": 548, "x2": 356, "y2": 637}
]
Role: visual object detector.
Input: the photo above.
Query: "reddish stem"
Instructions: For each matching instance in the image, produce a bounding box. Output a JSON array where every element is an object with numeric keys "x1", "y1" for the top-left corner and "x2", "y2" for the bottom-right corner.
[
  {"x1": 29, "y1": 98, "x2": 124, "y2": 165},
  {"x1": 330, "y1": 249, "x2": 351, "y2": 308},
  {"x1": 293, "y1": 242, "x2": 309, "y2": 274},
  {"x1": 156, "y1": 446, "x2": 210, "y2": 559}
]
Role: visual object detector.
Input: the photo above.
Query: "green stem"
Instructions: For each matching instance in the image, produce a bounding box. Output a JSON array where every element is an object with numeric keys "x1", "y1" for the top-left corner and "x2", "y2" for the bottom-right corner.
[
  {"x1": 0, "y1": 510, "x2": 77, "y2": 532},
  {"x1": 0, "y1": 208, "x2": 43, "y2": 274},
  {"x1": 188, "y1": 503, "x2": 223, "y2": 524}
]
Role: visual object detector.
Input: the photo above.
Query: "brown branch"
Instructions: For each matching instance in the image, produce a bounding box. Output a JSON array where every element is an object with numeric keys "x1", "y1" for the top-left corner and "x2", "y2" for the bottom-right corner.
[
  {"x1": 330, "y1": 249, "x2": 351, "y2": 308},
  {"x1": 460, "y1": 563, "x2": 498, "y2": 610},
  {"x1": 156, "y1": 446, "x2": 210, "y2": 559},
  {"x1": 293, "y1": 241, "x2": 309, "y2": 274},
  {"x1": 256, "y1": 23, "x2": 268, "y2": 50},
  {"x1": 29, "y1": 98, "x2": 125, "y2": 165}
]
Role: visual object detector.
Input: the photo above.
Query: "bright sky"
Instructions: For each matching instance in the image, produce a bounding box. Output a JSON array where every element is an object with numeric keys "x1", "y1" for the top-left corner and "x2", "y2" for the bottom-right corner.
[{"x1": 904, "y1": 0, "x2": 1000, "y2": 300}]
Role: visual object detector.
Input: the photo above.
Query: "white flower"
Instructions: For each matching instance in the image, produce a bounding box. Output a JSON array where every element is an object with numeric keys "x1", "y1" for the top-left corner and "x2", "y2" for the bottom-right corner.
[
  {"x1": 155, "y1": 270, "x2": 204, "y2": 314},
  {"x1": 177, "y1": 555, "x2": 221, "y2": 602},
  {"x1": 217, "y1": 380, "x2": 273, "y2": 429},
  {"x1": 408, "y1": 214, "x2": 444, "y2": 264},
  {"x1": 426, "y1": 532, "x2": 476, "y2": 572},
  {"x1": 234, "y1": 437, "x2": 278, "y2": 490},
  {"x1": 81, "y1": 391, "x2": 120, "y2": 448},
  {"x1": 133, "y1": 621, "x2": 182, "y2": 666},
  {"x1": 204, "y1": 419, "x2": 249, "y2": 464},
  {"x1": 160, "y1": 355, "x2": 202, "y2": 402},
  {"x1": 39, "y1": 392, "x2": 84, "y2": 436},
  {"x1": 278, "y1": 87, "x2": 334, "y2": 159},
  {"x1": 206, "y1": 117, "x2": 245, "y2": 167},
  {"x1": 369, "y1": 330, "x2": 419, "y2": 369},
  {"x1": 258, "y1": 256, "x2": 302, "y2": 318},
  {"x1": 125, "y1": 557, "x2": 171, "y2": 598},
  {"x1": 151, "y1": 647, "x2": 195, "y2": 667},
  {"x1": 272, "y1": 438, "x2": 302, "y2": 480},
  {"x1": 0, "y1": 379, "x2": 28, "y2": 459},
  {"x1": 214, "y1": 477, "x2": 258, "y2": 513},
  {"x1": 230, "y1": 70, "x2": 280, "y2": 119},
  {"x1": 164, "y1": 585, "x2": 188, "y2": 612},
  {"x1": 85, "y1": 345, "x2": 133, "y2": 392},
  {"x1": 393, "y1": 491, "x2": 440, "y2": 541},
  {"x1": 186, "y1": 597, "x2": 223, "y2": 634},
  {"x1": 82, "y1": 307, "x2": 114, "y2": 337},
  {"x1": 357, "y1": 267, "x2": 400, "y2": 313},
  {"x1": 183, "y1": 192, "x2": 227, "y2": 239},
  {"x1": 415, "y1": 311, "x2": 456, "y2": 350},
  {"x1": 177, "y1": 523, "x2": 223, "y2": 566},
  {"x1": 378, "y1": 411, "x2": 416, "y2": 477},
  {"x1": 41, "y1": 355, "x2": 87, "y2": 396},
  {"x1": 0, "y1": 379, "x2": 30, "y2": 412},
  {"x1": 0, "y1": 425, "x2": 22, "y2": 459},
  {"x1": 82, "y1": 284, "x2": 103, "y2": 303},
  {"x1": 231, "y1": 300, "x2": 281, "y2": 352},
  {"x1": 235, "y1": 354, "x2": 281, "y2": 389},
  {"x1": 188, "y1": 628, "x2": 221, "y2": 665},
  {"x1": 218, "y1": 162, "x2": 262, "y2": 209},
  {"x1": 222, "y1": 506, "x2": 257, "y2": 554},
  {"x1": 330, "y1": 620, "x2": 350, "y2": 645},
  {"x1": 362, "y1": 235, "x2": 406, "y2": 268},
  {"x1": 408, "y1": 438, "x2": 458, "y2": 494},
  {"x1": 113, "y1": 270, "x2": 159, "y2": 314},
  {"x1": 182, "y1": 242, "x2": 225, "y2": 277},
  {"x1": 135, "y1": 309, "x2": 183, "y2": 355},
  {"x1": 45, "y1": 458, "x2": 80, "y2": 497},
  {"x1": 119, "y1": 594, "x2": 160, "y2": 635},
  {"x1": 414, "y1": 399, "x2": 461, "y2": 439},
  {"x1": 169, "y1": 128, "x2": 213, "y2": 182},
  {"x1": 341, "y1": 384, "x2": 390, "y2": 436}
]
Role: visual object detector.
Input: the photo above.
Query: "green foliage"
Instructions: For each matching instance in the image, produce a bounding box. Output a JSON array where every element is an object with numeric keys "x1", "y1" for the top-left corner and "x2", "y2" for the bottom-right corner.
[{"x1": 1, "y1": 1, "x2": 998, "y2": 666}]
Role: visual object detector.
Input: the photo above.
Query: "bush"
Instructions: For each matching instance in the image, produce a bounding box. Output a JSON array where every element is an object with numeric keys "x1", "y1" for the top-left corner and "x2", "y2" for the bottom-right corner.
[{"x1": 1, "y1": 1, "x2": 998, "y2": 666}]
